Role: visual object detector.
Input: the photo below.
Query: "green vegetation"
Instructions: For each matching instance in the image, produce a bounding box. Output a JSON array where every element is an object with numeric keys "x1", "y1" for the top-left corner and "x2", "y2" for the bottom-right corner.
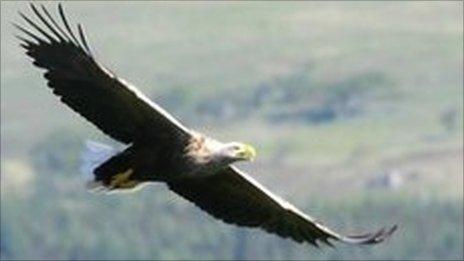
[
  {"x1": 2, "y1": 180, "x2": 463, "y2": 260},
  {"x1": 1, "y1": 2, "x2": 462, "y2": 260}
]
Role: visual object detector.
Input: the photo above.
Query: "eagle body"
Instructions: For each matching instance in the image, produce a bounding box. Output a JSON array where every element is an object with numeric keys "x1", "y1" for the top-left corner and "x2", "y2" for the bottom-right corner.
[
  {"x1": 16, "y1": 3, "x2": 396, "y2": 248},
  {"x1": 93, "y1": 133, "x2": 234, "y2": 189}
]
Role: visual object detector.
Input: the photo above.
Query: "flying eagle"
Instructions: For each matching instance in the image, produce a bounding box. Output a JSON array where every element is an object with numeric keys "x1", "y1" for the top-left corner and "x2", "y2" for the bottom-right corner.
[{"x1": 16, "y1": 4, "x2": 397, "y2": 248}]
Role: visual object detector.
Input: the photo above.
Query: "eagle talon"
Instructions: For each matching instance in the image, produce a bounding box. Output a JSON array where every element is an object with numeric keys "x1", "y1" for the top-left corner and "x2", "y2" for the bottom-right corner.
[{"x1": 109, "y1": 169, "x2": 133, "y2": 188}]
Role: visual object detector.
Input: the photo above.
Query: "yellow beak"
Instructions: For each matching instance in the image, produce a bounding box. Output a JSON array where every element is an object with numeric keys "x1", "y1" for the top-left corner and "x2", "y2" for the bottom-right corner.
[{"x1": 238, "y1": 144, "x2": 257, "y2": 161}]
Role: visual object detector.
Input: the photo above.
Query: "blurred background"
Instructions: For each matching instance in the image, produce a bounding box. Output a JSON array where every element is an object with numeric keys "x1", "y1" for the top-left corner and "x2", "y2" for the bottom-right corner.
[{"x1": 1, "y1": 2, "x2": 463, "y2": 260}]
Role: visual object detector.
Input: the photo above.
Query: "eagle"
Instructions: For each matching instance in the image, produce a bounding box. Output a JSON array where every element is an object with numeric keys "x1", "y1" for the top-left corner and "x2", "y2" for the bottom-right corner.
[{"x1": 16, "y1": 4, "x2": 397, "y2": 248}]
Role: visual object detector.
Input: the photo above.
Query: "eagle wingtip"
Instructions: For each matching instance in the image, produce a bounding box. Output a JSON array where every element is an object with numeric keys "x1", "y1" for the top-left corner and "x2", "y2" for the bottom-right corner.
[
  {"x1": 340, "y1": 224, "x2": 397, "y2": 245},
  {"x1": 364, "y1": 224, "x2": 398, "y2": 244}
]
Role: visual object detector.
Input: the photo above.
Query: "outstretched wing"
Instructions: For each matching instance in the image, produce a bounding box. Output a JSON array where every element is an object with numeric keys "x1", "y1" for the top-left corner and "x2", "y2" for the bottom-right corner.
[
  {"x1": 16, "y1": 4, "x2": 191, "y2": 145},
  {"x1": 168, "y1": 166, "x2": 397, "y2": 247}
]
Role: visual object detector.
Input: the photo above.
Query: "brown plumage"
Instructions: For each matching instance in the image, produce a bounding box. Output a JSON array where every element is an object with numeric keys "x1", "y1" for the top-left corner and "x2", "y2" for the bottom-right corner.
[{"x1": 16, "y1": 3, "x2": 397, "y2": 248}]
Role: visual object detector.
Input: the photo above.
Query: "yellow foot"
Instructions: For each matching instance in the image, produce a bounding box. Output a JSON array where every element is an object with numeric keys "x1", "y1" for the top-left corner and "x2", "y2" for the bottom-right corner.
[
  {"x1": 118, "y1": 180, "x2": 139, "y2": 189},
  {"x1": 109, "y1": 169, "x2": 134, "y2": 188}
]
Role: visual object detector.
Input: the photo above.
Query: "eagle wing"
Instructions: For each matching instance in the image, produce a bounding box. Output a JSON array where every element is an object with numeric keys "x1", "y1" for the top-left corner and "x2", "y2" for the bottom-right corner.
[
  {"x1": 16, "y1": 4, "x2": 191, "y2": 145},
  {"x1": 168, "y1": 166, "x2": 397, "y2": 247}
]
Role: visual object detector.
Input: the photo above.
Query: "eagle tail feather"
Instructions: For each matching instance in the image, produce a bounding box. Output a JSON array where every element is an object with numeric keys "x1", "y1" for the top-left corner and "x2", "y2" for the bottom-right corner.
[
  {"x1": 80, "y1": 140, "x2": 115, "y2": 179},
  {"x1": 82, "y1": 141, "x2": 143, "y2": 193}
]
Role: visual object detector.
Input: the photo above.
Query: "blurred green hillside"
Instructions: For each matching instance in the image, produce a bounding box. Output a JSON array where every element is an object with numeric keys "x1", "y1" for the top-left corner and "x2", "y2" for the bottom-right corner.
[{"x1": 1, "y1": 2, "x2": 463, "y2": 260}]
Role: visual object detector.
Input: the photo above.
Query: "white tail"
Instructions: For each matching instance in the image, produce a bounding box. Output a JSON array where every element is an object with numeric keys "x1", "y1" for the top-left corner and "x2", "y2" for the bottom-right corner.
[
  {"x1": 80, "y1": 140, "x2": 116, "y2": 192},
  {"x1": 80, "y1": 140, "x2": 148, "y2": 194}
]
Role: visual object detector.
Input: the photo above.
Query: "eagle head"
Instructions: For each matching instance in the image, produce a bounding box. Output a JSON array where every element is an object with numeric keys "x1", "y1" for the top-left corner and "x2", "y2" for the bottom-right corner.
[
  {"x1": 185, "y1": 135, "x2": 256, "y2": 167},
  {"x1": 219, "y1": 142, "x2": 257, "y2": 163}
]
